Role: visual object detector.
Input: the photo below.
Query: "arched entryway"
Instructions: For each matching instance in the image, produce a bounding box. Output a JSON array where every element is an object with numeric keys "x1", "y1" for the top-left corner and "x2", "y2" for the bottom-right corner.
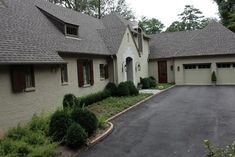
[{"x1": 126, "y1": 57, "x2": 134, "y2": 82}]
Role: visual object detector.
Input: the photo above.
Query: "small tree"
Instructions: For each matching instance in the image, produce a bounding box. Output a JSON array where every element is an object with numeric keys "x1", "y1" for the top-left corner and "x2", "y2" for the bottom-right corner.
[{"x1": 211, "y1": 71, "x2": 217, "y2": 84}]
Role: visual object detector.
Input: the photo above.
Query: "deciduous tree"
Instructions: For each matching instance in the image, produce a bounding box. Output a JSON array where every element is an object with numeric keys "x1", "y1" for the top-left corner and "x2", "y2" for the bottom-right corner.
[{"x1": 139, "y1": 17, "x2": 165, "y2": 34}]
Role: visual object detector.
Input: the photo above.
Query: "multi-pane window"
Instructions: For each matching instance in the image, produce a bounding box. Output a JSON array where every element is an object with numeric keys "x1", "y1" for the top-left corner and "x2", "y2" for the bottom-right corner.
[
  {"x1": 65, "y1": 24, "x2": 79, "y2": 37},
  {"x1": 100, "y1": 64, "x2": 105, "y2": 79},
  {"x1": 198, "y1": 64, "x2": 211, "y2": 69},
  {"x1": 99, "y1": 64, "x2": 109, "y2": 79},
  {"x1": 184, "y1": 63, "x2": 211, "y2": 69},
  {"x1": 83, "y1": 62, "x2": 91, "y2": 85},
  {"x1": 217, "y1": 63, "x2": 231, "y2": 68},
  {"x1": 184, "y1": 64, "x2": 197, "y2": 69},
  {"x1": 77, "y1": 60, "x2": 94, "y2": 87},
  {"x1": 11, "y1": 65, "x2": 35, "y2": 93},
  {"x1": 25, "y1": 66, "x2": 35, "y2": 89},
  {"x1": 61, "y1": 64, "x2": 68, "y2": 84}
]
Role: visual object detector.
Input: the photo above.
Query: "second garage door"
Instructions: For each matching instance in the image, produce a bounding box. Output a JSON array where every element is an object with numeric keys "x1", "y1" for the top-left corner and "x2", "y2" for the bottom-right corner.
[
  {"x1": 217, "y1": 63, "x2": 235, "y2": 85},
  {"x1": 183, "y1": 63, "x2": 211, "y2": 85}
]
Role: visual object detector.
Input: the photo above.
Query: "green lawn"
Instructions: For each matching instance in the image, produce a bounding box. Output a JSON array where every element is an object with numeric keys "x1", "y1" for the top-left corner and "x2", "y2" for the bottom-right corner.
[
  {"x1": 155, "y1": 83, "x2": 175, "y2": 90},
  {"x1": 87, "y1": 94, "x2": 152, "y2": 120}
]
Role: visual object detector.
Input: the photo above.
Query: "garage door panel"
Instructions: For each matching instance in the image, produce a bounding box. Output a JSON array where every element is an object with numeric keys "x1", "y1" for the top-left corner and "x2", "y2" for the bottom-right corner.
[
  {"x1": 184, "y1": 69, "x2": 211, "y2": 85},
  {"x1": 217, "y1": 69, "x2": 235, "y2": 85}
]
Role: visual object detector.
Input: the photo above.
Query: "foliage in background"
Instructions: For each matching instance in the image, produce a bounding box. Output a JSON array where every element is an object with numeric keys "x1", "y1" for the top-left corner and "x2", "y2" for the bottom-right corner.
[
  {"x1": 204, "y1": 140, "x2": 235, "y2": 157},
  {"x1": 166, "y1": 5, "x2": 212, "y2": 32},
  {"x1": 213, "y1": 0, "x2": 235, "y2": 32},
  {"x1": 48, "y1": 0, "x2": 136, "y2": 20},
  {"x1": 139, "y1": 17, "x2": 165, "y2": 34}
]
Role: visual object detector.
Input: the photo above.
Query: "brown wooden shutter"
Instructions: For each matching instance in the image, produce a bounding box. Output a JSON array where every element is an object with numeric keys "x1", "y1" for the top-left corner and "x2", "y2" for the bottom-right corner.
[
  {"x1": 77, "y1": 60, "x2": 84, "y2": 87},
  {"x1": 89, "y1": 60, "x2": 94, "y2": 85},
  {"x1": 104, "y1": 64, "x2": 109, "y2": 79},
  {"x1": 11, "y1": 66, "x2": 25, "y2": 93}
]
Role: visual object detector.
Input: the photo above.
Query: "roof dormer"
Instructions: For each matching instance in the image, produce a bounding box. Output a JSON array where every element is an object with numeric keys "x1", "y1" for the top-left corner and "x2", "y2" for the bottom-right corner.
[{"x1": 65, "y1": 24, "x2": 79, "y2": 38}]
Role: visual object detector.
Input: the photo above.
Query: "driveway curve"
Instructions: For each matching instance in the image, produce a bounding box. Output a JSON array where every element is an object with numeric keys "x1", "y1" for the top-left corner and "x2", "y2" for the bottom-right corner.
[{"x1": 79, "y1": 86, "x2": 235, "y2": 157}]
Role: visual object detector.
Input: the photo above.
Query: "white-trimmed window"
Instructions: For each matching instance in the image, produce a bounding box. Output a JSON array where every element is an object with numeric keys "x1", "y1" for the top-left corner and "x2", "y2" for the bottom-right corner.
[
  {"x1": 100, "y1": 64, "x2": 105, "y2": 79},
  {"x1": 65, "y1": 24, "x2": 79, "y2": 37},
  {"x1": 61, "y1": 64, "x2": 68, "y2": 84}
]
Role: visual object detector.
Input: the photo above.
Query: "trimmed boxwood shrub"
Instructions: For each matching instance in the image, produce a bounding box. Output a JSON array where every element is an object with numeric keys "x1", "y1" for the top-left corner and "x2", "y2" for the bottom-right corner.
[
  {"x1": 63, "y1": 94, "x2": 79, "y2": 109},
  {"x1": 141, "y1": 78, "x2": 150, "y2": 89},
  {"x1": 149, "y1": 76, "x2": 157, "y2": 88},
  {"x1": 66, "y1": 123, "x2": 87, "y2": 149},
  {"x1": 105, "y1": 82, "x2": 117, "y2": 96},
  {"x1": 71, "y1": 109, "x2": 98, "y2": 136},
  {"x1": 80, "y1": 90, "x2": 111, "y2": 107},
  {"x1": 124, "y1": 81, "x2": 139, "y2": 96},
  {"x1": 117, "y1": 82, "x2": 130, "y2": 96},
  {"x1": 49, "y1": 110, "x2": 71, "y2": 142}
]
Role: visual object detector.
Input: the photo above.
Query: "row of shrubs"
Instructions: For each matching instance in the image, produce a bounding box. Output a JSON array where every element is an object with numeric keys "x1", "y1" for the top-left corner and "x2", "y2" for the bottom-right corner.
[
  {"x1": 63, "y1": 81, "x2": 139, "y2": 109},
  {"x1": 106, "y1": 81, "x2": 139, "y2": 96},
  {"x1": 139, "y1": 76, "x2": 157, "y2": 89}
]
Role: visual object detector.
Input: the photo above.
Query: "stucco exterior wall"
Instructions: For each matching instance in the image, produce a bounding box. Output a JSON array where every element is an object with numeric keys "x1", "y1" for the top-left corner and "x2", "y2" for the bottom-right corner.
[
  {"x1": 116, "y1": 28, "x2": 149, "y2": 85},
  {"x1": 0, "y1": 57, "x2": 109, "y2": 132},
  {"x1": 148, "y1": 59, "x2": 175, "y2": 83},
  {"x1": 174, "y1": 56, "x2": 235, "y2": 85}
]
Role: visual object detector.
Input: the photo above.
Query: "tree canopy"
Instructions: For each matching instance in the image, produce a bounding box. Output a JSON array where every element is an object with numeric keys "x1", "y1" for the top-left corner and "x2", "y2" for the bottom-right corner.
[
  {"x1": 213, "y1": 0, "x2": 235, "y2": 32},
  {"x1": 166, "y1": 5, "x2": 211, "y2": 32},
  {"x1": 139, "y1": 17, "x2": 165, "y2": 34},
  {"x1": 48, "y1": 0, "x2": 136, "y2": 20}
]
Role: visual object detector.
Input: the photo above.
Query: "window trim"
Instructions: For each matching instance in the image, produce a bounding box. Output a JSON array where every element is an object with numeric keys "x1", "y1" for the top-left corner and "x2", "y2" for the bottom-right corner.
[
  {"x1": 77, "y1": 59, "x2": 94, "y2": 88},
  {"x1": 61, "y1": 64, "x2": 68, "y2": 85},
  {"x1": 11, "y1": 65, "x2": 35, "y2": 93},
  {"x1": 65, "y1": 24, "x2": 79, "y2": 38},
  {"x1": 217, "y1": 63, "x2": 232, "y2": 68},
  {"x1": 99, "y1": 64, "x2": 105, "y2": 80}
]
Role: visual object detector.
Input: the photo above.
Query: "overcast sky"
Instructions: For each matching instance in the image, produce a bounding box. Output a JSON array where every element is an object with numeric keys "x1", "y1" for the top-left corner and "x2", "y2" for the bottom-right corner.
[{"x1": 125, "y1": 0, "x2": 220, "y2": 27}]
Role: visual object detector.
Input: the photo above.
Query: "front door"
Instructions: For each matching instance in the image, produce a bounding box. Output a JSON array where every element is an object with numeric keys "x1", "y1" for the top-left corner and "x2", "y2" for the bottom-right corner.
[{"x1": 158, "y1": 61, "x2": 168, "y2": 83}]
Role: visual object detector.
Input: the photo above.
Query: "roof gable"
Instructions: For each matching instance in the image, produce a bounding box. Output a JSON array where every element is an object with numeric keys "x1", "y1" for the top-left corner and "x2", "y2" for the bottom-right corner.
[{"x1": 150, "y1": 21, "x2": 235, "y2": 59}]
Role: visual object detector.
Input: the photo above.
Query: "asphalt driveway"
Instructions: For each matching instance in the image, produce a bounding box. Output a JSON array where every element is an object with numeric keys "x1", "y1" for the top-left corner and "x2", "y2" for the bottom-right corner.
[{"x1": 79, "y1": 86, "x2": 235, "y2": 157}]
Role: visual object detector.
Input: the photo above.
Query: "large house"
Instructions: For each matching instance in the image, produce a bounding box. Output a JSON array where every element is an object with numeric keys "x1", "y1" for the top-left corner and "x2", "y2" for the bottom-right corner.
[{"x1": 0, "y1": 0, "x2": 235, "y2": 133}]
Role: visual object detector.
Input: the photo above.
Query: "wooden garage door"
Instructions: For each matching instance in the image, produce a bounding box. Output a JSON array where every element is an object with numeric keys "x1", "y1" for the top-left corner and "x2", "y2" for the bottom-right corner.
[
  {"x1": 183, "y1": 64, "x2": 211, "y2": 85},
  {"x1": 217, "y1": 63, "x2": 235, "y2": 85}
]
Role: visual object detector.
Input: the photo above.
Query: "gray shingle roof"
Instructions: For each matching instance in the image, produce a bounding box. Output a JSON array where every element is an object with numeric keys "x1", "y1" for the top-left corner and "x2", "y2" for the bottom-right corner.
[
  {"x1": 98, "y1": 13, "x2": 128, "y2": 54},
  {"x1": 150, "y1": 21, "x2": 235, "y2": 59},
  {"x1": 0, "y1": 0, "x2": 110, "y2": 64}
]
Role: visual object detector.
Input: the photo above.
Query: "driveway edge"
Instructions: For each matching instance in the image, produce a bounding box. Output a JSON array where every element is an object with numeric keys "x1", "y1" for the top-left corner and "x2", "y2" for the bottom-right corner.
[
  {"x1": 88, "y1": 122, "x2": 114, "y2": 147},
  {"x1": 107, "y1": 85, "x2": 176, "y2": 122}
]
